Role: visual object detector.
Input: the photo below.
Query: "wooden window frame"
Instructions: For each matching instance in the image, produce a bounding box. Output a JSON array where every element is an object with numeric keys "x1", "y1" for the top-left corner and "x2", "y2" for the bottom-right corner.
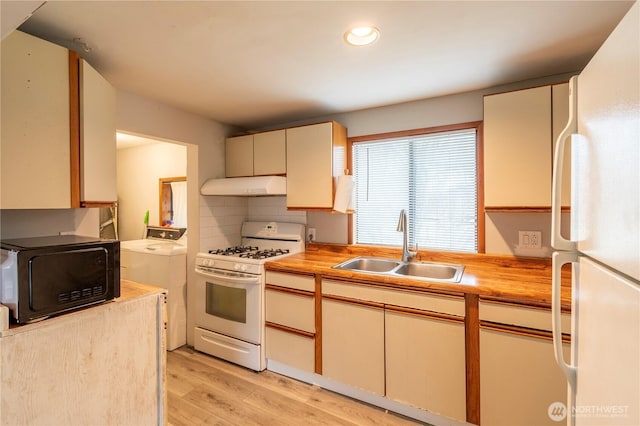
[{"x1": 347, "y1": 121, "x2": 485, "y2": 253}]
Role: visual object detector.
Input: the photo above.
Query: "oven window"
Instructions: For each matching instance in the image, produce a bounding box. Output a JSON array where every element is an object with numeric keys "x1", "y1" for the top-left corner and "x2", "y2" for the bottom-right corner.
[{"x1": 205, "y1": 281, "x2": 247, "y2": 323}]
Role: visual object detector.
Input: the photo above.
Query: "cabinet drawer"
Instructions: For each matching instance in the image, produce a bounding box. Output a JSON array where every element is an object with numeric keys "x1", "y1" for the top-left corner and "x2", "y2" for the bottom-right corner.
[
  {"x1": 479, "y1": 300, "x2": 570, "y2": 334},
  {"x1": 266, "y1": 327, "x2": 315, "y2": 373},
  {"x1": 266, "y1": 271, "x2": 315, "y2": 292},
  {"x1": 322, "y1": 279, "x2": 465, "y2": 317},
  {"x1": 265, "y1": 288, "x2": 315, "y2": 333}
]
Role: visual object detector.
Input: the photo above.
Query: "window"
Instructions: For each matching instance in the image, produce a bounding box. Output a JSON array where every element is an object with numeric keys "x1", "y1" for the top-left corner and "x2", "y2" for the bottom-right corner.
[{"x1": 351, "y1": 123, "x2": 481, "y2": 253}]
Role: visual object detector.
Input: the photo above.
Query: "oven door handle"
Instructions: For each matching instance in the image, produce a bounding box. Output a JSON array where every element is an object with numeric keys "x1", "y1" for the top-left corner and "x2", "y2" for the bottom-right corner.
[{"x1": 196, "y1": 269, "x2": 261, "y2": 285}]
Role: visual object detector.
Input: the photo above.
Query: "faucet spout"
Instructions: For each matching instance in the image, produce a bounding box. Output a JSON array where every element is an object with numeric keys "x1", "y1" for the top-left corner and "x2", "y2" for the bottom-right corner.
[{"x1": 397, "y1": 209, "x2": 417, "y2": 263}]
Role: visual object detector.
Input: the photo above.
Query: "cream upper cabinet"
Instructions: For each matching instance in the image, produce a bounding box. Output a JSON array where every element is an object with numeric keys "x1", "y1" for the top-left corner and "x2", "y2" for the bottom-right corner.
[
  {"x1": 225, "y1": 129, "x2": 286, "y2": 177},
  {"x1": 552, "y1": 82, "x2": 571, "y2": 208},
  {"x1": 385, "y1": 310, "x2": 467, "y2": 422},
  {"x1": 1, "y1": 30, "x2": 71, "y2": 209},
  {"x1": 225, "y1": 134, "x2": 254, "y2": 177},
  {"x1": 79, "y1": 59, "x2": 117, "y2": 204},
  {"x1": 286, "y1": 121, "x2": 347, "y2": 209},
  {"x1": 484, "y1": 86, "x2": 553, "y2": 207},
  {"x1": 1, "y1": 31, "x2": 117, "y2": 209},
  {"x1": 254, "y1": 129, "x2": 286, "y2": 175}
]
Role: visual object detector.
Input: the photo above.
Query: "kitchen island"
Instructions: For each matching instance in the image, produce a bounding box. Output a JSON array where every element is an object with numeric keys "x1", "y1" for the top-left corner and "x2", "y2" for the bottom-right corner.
[{"x1": 0, "y1": 280, "x2": 167, "y2": 426}]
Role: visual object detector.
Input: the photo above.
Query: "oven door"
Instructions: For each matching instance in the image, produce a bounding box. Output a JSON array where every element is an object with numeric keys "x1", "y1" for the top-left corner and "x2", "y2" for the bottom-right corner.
[{"x1": 194, "y1": 266, "x2": 262, "y2": 344}]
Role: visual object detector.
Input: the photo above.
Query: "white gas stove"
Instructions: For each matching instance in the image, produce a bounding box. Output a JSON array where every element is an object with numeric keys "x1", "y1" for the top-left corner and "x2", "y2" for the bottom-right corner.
[{"x1": 194, "y1": 221, "x2": 305, "y2": 371}]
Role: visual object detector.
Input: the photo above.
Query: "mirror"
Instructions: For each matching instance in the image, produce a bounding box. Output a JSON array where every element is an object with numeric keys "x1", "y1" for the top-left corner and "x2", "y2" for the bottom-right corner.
[{"x1": 159, "y1": 176, "x2": 187, "y2": 227}]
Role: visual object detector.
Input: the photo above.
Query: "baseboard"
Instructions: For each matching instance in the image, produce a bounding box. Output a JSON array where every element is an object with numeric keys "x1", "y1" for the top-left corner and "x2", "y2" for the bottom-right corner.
[{"x1": 267, "y1": 359, "x2": 474, "y2": 426}]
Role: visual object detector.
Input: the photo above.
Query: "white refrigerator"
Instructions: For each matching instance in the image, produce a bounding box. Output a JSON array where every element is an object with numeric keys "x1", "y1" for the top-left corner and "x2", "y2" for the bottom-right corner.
[{"x1": 551, "y1": 2, "x2": 639, "y2": 426}]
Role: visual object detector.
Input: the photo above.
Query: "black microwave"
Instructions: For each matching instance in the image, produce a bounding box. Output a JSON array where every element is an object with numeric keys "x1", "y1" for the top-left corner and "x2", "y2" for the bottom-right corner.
[{"x1": 0, "y1": 235, "x2": 120, "y2": 324}]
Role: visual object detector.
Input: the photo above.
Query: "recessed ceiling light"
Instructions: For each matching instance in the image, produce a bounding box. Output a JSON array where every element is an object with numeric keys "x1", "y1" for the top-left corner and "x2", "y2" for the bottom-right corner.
[{"x1": 344, "y1": 26, "x2": 380, "y2": 46}]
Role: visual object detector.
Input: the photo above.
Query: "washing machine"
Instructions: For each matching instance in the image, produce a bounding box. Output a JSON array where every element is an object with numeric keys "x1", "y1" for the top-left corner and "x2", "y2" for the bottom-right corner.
[{"x1": 120, "y1": 226, "x2": 187, "y2": 351}]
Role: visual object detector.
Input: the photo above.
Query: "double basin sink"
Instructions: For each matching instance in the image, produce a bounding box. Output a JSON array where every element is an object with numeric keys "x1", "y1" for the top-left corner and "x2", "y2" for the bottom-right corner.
[{"x1": 332, "y1": 256, "x2": 464, "y2": 283}]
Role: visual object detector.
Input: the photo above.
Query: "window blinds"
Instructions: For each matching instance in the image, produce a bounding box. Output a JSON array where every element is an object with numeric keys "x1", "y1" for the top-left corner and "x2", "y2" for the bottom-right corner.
[{"x1": 353, "y1": 128, "x2": 477, "y2": 252}]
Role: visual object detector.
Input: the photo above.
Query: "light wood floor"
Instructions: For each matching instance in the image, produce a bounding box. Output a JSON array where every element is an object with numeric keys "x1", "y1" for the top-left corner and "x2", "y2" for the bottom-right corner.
[{"x1": 167, "y1": 346, "x2": 427, "y2": 426}]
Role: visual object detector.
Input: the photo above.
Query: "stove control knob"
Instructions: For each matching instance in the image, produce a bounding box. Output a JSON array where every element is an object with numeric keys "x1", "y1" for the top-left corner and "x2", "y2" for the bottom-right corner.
[
  {"x1": 205, "y1": 259, "x2": 213, "y2": 267},
  {"x1": 234, "y1": 264, "x2": 247, "y2": 272}
]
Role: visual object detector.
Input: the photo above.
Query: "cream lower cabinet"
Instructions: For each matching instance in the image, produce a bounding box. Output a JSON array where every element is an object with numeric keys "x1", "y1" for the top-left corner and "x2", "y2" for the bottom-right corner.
[
  {"x1": 321, "y1": 278, "x2": 467, "y2": 421},
  {"x1": 265, "y1": 271, "x2": 316, "y2": 373},
  {"x1": 385, "y1": 309, "x2": 466, "y2": 422},
  {"x1": 322, "y1": 297, "x2": 385, "y2": 395},
  {"x1": 479, "y1": 300, "x2": 571, "y2": 426}
]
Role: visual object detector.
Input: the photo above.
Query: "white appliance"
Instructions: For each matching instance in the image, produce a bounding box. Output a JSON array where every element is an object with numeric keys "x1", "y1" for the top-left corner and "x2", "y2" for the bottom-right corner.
[
  {"x1": 194, "y1": 221, "x2": 305, "y2": 371},
  {"x1": 120, "y1": 226, "x2": 187, "y2": 351},
  {"x1": 551, "y1": 3, "x2": 639, "y2": 426},
  {"x1": 200, "y1": 176, "x2": 286, "y2": 196}
]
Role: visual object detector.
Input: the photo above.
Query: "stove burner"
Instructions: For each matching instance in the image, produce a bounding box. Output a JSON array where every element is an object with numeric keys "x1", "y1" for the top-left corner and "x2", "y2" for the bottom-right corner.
[
  {"x1": 239, "y1": 248, "x2": 290, "y2": 260},
  {"x1": 208, "y1": 246, "x2": 258, "y2": 256}
]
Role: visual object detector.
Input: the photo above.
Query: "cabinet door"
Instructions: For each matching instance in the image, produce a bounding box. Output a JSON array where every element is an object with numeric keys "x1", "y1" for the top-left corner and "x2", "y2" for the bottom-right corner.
[
  {"x1": 322, "y1": 298, "x2": 384, "y2": 395},
  {"x1": 480, "y1": 328, "x2": 570, "y2": 426},
  {"x1": 286, "y1": 122, "x2": 344, "y2": 209},
  {"x1": 1, "y1": 31, "x2": 71, "y2": 209},
  {"x1": 484, "y1": 86, "x2": 552, "y2": 207},
  {"x1": 552, "y1": 83, "x2": 571, "y2": 208},
  {"x1": 254, "y1": 129, "x2": 286, "y2": 175},
  {"x1": 385, "y1": 310, "x2": 466, "y2": 422},
  {"x1": 225, "y1": 135, "x2": 253, "y2": 177},
  {"x1": 265, "y1": 327, "x2": 315, "y2": 373},
  {"x1": 80, "y1": 59, "x2": 117, "y2": 203}
]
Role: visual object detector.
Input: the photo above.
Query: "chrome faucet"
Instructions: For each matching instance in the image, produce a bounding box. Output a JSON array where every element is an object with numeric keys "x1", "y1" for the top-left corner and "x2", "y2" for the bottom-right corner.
[{"x1": 396, "y1": 209, "x2": 417, "y2": 263}]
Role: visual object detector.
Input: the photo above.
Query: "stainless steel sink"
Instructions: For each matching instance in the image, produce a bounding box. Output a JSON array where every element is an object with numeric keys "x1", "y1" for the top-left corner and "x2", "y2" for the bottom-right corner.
[
  {"x1": 394, "y1": 262, "x2": 464, "y2": 282},
  {"x1": 333, "y1": 257, "x2": 402, "y2": 273},
  {"x1": 332, "y1": 256, "x2": 464, "y2": 283}
]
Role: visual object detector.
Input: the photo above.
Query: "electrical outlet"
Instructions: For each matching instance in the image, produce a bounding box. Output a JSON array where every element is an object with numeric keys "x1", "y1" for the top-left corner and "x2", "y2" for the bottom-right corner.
[
  {"x1": 518, "y1": 231, "x2": 542, "y2": 249},
  {"x1": 308, "y1": 228, "x2": 317, "y2": 242}
]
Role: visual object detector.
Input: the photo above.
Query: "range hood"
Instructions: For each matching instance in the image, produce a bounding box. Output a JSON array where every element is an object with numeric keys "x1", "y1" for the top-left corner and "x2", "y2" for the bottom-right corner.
[{"x1": 200, "y1": 176, "x2": 286, "y2": 196}]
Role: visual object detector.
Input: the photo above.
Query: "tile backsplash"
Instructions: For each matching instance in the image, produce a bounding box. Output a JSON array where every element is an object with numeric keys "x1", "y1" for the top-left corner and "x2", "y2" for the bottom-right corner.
[
  {"x1": 199, "y1": 196, "x2": 248, "y2": 250},
  {"x1": 199, "y1": 195, "x2": 306, "y2": 251},
  {"x1": 248, "y1": 196, "x2": 306, "y2": 224}
]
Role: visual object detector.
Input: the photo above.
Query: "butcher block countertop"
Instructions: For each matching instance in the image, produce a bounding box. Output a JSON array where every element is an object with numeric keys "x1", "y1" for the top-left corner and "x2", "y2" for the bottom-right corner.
[
  {"x1": 265, "y1": 243, "x2": 572, "y2": 311},
  {"x1": 1, "y1": 280, "x2": 165, "y2": 336}
]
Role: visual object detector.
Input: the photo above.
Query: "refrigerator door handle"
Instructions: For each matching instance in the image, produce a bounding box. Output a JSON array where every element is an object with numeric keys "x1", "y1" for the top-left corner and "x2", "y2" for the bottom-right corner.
[
  {"x1": 552, "y1": 251, "x2": 577, "y2": 393},
  {"x1": 551, "y1": 75, "x2": 578, "y2": 252}
]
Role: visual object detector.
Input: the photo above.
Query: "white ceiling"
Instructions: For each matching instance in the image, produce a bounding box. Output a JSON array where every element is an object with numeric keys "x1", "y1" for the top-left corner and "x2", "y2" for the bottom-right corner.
[{"x1": 15, "y1": 1, "x2": 635, "y2": 130}]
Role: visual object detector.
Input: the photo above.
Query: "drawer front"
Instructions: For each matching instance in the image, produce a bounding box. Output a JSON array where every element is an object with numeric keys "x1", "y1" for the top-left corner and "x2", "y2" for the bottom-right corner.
[
  {"x1": 266, "y1": 289, "x2": 315, "y2": 333},
  {"x1": 322, "y1": 279, "x2": 465, "y2": 317},
  {"x1": 480, "y1": 300, "x2": 571, "y2": 334},
  {"x1": 266, "y1": 327, "x2": 315, "y2": 373},
  {"x1": 266, "y1": 271, "x2": 315, "y2": 292}
]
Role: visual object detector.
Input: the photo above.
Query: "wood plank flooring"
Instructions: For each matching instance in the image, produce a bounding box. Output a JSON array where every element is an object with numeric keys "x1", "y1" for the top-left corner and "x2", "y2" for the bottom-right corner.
[{"x1": 167, "y1": 346, "x2": 427, "y2": 426}]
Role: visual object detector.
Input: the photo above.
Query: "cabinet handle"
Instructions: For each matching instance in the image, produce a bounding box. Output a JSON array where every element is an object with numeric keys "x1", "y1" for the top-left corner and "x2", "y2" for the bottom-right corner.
[
  {"x1": 551, "y1": 76, "x2": 578, "y2": 251},
  {"x1": 551, "y1": 251, "x2": 577, "y2": 392}
]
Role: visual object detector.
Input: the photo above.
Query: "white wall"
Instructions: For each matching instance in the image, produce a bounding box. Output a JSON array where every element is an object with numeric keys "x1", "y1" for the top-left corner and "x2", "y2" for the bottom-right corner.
[
  {"x1": 0, "y1": 208, "x2": 99, "y2": 239},
  {"x1": 117, "y1": 142, "x2": 187, "y2": 241},
  {"x1": 115, "y1": 89, "x2": 231, "y2": 346}
]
